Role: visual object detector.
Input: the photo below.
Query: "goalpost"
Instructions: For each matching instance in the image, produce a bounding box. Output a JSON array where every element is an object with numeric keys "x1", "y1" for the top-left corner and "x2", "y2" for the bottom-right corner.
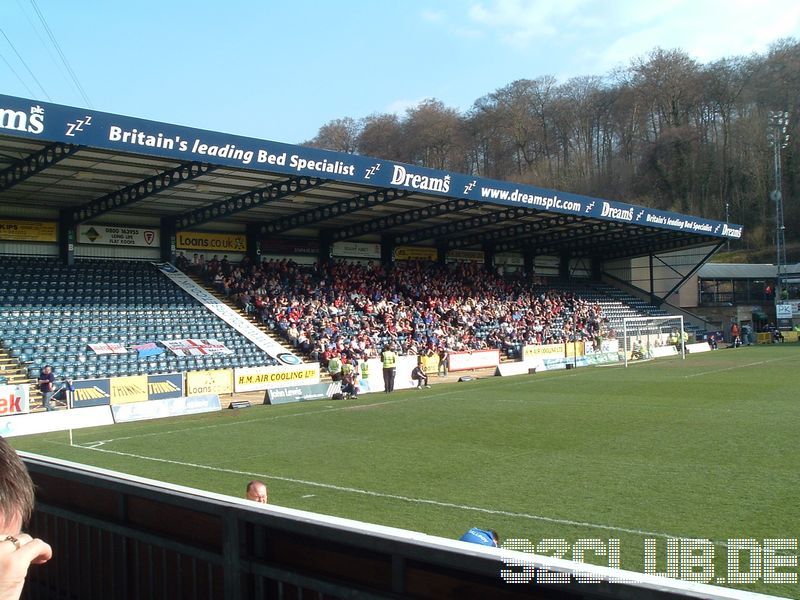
[{"x1": 622, "y1": 315, "x2": 685, "y2": 367}]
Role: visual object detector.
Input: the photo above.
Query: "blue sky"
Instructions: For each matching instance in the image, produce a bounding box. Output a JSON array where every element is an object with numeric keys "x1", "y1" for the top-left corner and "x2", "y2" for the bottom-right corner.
[{"x1": 2, "y1": 0, "x2": 799, "y2": 144}]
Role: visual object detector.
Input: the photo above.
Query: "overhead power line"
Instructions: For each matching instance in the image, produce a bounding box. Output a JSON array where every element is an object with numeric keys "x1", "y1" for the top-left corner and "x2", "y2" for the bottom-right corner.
[
  {"x1": 15, "y1": 0, "x2": 71, "y2": 90},
  {"x1": 0, "y1": 27, "x2": 52, "y2": 100},
  {"x1": 0, "y1": 49, "x2": 36, "y2": 97},
  {"x1": 29, "y1": 0, "x2": 93, "y2": 108}
]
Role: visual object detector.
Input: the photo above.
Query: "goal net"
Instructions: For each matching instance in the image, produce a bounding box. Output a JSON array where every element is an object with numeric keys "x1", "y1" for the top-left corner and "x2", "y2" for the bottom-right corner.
[{"x1": 621, "y1": 315, "x2": 685, "y2": 367}]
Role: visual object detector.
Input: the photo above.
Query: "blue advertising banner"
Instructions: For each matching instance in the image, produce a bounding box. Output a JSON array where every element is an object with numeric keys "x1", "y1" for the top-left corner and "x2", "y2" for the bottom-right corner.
[
  {"x1": 70, "y1": 378, "x2": 111, "y2": 408},
  {"x1": 0, "y1": 94, "x2": 743, "y2": 240},
  {"x1": 147, "y1": 373, "x2": 184, "y2": 401}
]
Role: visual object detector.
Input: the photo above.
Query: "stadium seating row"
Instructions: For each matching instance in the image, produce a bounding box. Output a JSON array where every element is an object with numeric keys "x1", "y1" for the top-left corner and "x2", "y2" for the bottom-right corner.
[{"x1": 0, "y1": 258, "x2": 280, "y2": 380}]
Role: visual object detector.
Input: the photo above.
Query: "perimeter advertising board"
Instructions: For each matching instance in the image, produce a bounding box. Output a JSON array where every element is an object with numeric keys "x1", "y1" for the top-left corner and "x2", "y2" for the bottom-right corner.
[
  {"x1": 447, "y1": 349, "x2": 500, "y2": 372},
  {"x1": 776, "y1": 303, "x2": 793, "y2": 329},
  {"x1": 0, "y1": 384, "x2": 29, "y2": 416},
  {"x1": 393, "y1": 246, "x2": 437, "y2": 262},
  {"x1": 73, "y1": 376, "x2": 172, "y2": 407},
  {"x1": 446, "y1": 250, "x2": 484, "y2": 264},
  {"x1": 332, "y1": 241, "x2": 381, "y2": 259},
  {"x1": 0, "y1": 406, "x2": 114, "y2": 438},
  {"x1": 522, "y1": 344, "x2": 564, "y2": 360},
  {"x1": 686, "y1": 342, "x2": 711, "y2": 354},
  {"x1": 234, "y1": 363, "x2": 320, "y2": 392},
  {"x1": 71, "y1": 378, "x2": 111, "y2": 408},
  {"x1": 109, "y1": 375, "x2": 148, "y2": 405},
  {"x1": 261, "y1": 237, "x2": 320, "y2": 255},
  {"x1": 176, "y1": 231, "x2": 246, "y2": 252},
  {"x1": 111, "y1": 394, "x2": 221, "y2": 423},
  {"x1": 494, "y1": 253, "x2": 524, "y2": 267},
  {"x1": 565, "y1": 342, "x2": 585, "y2": 357},
  {"x1": 0, "y1": 219, "x2": 57, "y2": 242},
  {"x1": 186, "y1": 369, "x2": 233, "y2": 396},
  {"x1": 264, "y1": 382, "x2": 341, "y2": 405},
  {"x1": 77, "y1": 224, "x2": 159, "y2": 247},
  {"x1": 147, "y1": 373, "x2": 184, "y2": 401}
]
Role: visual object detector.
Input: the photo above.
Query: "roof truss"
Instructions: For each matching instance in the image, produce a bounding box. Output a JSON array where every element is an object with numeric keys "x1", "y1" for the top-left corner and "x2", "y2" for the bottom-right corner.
[
  {"x1": 0, "y1": 142, "x2": 80, "y2": 193},
  {"x1": 176, "y1": 175, "x2": 328, "y2": 230},
  {"x1": 260, "y1": 187, "x2": 413, "y2": 236},
  {"x1": 68, "y1": 162, "x2": 217, "y2": 225}
]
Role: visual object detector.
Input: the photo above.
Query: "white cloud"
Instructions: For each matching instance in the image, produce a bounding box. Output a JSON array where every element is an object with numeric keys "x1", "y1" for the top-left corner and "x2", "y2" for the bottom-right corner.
[
  {"x1": 461, "y1": 0, "x2": 800, "y2": 73},
  {"x1": 420, "y1": 7, "x2": 483, "y2": 38},
  {"x1": 595, "y1": 0, "x2": 800, "y2": 71},
  {"x1": 420, "y1": 8, "x2": 445, "y2": 23},
  {"x1": 384, "y1": 97, "x2": 428, "y2": 115},
  {"x1": 467, "y1": 0, "x2": 591, "y2": 45}
]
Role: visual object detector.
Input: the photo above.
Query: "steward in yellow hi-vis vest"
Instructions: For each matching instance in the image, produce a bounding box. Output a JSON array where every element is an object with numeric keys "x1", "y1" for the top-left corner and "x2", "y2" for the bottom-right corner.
[
  {"x1": 381, "y1": 346, "x2": 397, "y2": 393},
  {"x1": 327, "y1": 355, "x2": 342, "y2": 381}
]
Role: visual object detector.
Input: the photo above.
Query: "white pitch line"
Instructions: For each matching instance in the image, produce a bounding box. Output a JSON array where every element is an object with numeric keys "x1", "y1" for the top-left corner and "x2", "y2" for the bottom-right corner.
[
  {"x1": 73, "y1": 443, "x2": 726, "y2": 545},
  {"x1": 683, "y1": 354, "x2": 799, "y2": 379},
  {"x1": 80, "y1": 389, "x2": 462, "y2": 447}
]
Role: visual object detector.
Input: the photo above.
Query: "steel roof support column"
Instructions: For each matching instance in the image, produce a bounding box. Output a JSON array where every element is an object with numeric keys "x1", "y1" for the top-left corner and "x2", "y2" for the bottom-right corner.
[
  {"x1": 591, "y1": 256, "x2": 602, "y2": 281},
  {"x1": 524, "y1": 251, "x2": 534, "y2": 278},
  {"x1": 649, "y1": 254, "x2": 656, "y2": 305},
  {"x1": 381, "y1": 235, "x2": 395, "y2": 269},
  {"x1": 436, "y1": 241, "x2": 447, "y2": 266},
  {"x1": 559, "y1": 252, "x2": 570, "y2": 280},
  {"x1": 319, "y1": 229, "x2": 333, "y2": 268},
  {"x1": 161, "y1": 217, "x2": 176, "y2": 264},
  {"x1": 483, "y1": 242, "x2": 495, "y2": 272},
  {"x1": 58, "y1": 208, "x2": 74, "y2": 266},
  {"x1": 246, "y1": 223, "x2": 261, "y2": 264}
]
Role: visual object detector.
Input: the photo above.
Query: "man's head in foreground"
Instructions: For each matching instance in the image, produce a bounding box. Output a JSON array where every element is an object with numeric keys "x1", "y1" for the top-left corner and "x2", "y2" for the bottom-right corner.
[
  {"x1": 246, "y1": 480, "x2": 268, "y2": 504},
  {"x1": 0, "y1": 437, "x2": 34, "y2": 535},
  {"x1": 0, "y1": 436, "x2": 53, "y2": 600}
]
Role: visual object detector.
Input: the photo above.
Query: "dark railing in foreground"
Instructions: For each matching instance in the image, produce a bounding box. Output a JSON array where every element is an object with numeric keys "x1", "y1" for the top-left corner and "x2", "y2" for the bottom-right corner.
[{"x1": 20, "y1": 453, "x2": 774, "y2": 600}]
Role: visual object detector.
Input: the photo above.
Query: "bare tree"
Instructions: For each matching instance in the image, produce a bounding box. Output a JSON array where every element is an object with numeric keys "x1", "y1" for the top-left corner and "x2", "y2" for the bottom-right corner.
[
  {"x1": 305, "y1": 117, "x2": 361, "y2": 153},
  {"x1": 400, "y1": 99, "x2": 468, "y2": 171},
  {"x1": 356, "y1": 113, "x2": 405, "y2": 161},
  {"x1": 302, "y1": 39, "x2": 800, "y2": 252}
]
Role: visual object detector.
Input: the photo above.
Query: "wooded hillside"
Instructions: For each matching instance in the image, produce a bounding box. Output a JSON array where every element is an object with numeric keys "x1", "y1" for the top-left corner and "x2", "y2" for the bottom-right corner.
[{"x1": 306, "y1": 41, "x2": 800, "y2": 254}]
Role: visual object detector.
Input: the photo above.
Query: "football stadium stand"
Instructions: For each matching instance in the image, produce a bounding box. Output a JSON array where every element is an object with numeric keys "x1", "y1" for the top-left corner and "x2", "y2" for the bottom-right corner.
[
  {"x1": 189, "y1": 257, "x2": 705, "y2": 364},
  {"x1": 0, "y1": 258, "x2": 280, "y2": 385},
  {"x1": 0, "y1": 92, "x2": 750, "y2": 598}
]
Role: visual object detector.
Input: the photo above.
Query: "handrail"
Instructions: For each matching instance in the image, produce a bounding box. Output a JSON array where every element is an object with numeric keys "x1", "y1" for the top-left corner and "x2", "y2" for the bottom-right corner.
[{"x1": 17, "y1": 452, "x2": 779, "y2": 600}]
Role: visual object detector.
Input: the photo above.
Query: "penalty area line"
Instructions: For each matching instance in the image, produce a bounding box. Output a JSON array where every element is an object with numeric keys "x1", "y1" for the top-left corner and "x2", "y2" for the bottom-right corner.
[{"x1": 72, "y1": 443, "x2": 726, "y2": 546}]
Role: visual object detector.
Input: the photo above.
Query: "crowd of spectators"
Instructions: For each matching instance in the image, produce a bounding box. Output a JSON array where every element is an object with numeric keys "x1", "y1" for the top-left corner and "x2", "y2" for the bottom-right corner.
[{"x1": 180, "y1": 254, "x2": 608, "y2": 367}]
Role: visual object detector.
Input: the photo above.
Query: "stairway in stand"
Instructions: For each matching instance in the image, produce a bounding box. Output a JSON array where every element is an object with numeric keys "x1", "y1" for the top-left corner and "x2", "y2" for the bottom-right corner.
[
  {"x1": 0, "y1": 348, "x2": 41, "y2": 409},
  {"x1": 185, "y1": 273, "x2": 307, "y2": 363}
]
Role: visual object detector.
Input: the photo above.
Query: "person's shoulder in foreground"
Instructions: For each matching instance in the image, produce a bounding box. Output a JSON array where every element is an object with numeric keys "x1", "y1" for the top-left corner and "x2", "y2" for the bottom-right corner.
[{"x1": 0, "y1": 436, "x2": 52, "y2": 600}]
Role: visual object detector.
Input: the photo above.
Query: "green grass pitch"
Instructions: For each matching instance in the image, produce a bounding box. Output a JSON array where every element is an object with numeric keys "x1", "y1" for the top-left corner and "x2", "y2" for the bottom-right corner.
[{"x1": 11, "y1": 345, "x2": 800, "y2": 597}]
